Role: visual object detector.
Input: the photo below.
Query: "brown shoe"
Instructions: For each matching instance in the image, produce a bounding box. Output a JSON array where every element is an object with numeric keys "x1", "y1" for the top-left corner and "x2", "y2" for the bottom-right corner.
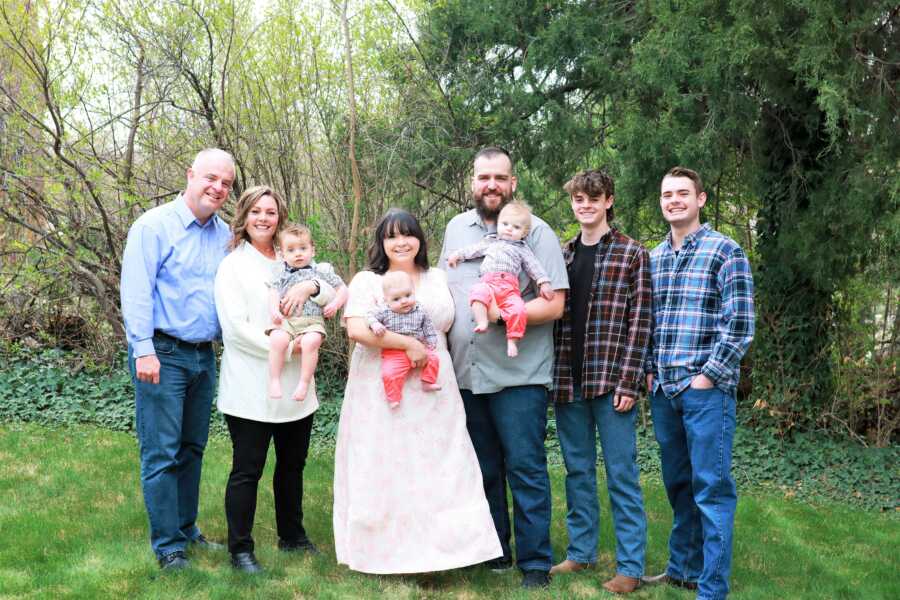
[
  {"x1": 549, "y1": 559, "x2": 593, "y2": 575},
  {"x1": 602, "y1": 574, "x2": 641, "y2": 594}
]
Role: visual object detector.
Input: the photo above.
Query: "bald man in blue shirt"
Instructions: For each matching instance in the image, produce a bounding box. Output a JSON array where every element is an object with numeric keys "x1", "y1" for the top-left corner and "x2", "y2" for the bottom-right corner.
[{"x1": 121, "y1": 148, "x2": 235, "y2": 569}]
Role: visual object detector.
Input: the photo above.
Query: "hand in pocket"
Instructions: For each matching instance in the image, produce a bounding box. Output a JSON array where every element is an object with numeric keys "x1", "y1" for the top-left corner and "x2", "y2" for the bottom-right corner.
[{"x1": 690, "y1": 374, "x2": 715, "y2": 390}]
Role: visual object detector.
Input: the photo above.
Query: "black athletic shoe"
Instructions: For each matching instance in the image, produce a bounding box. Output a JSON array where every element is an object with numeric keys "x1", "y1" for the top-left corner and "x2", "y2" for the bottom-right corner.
[
  {"x1": 521, "y1": 570, "x2": 551, "y2": 589},
  {"x1": 484, "y1": 556, "x2": 513, "y2": 572},
  {"x1": 158, "y1": 551, "x2": 189, "y2": 570},
  {"x1": 278, "y1": 537, "x2": 320, "y2": 555}
]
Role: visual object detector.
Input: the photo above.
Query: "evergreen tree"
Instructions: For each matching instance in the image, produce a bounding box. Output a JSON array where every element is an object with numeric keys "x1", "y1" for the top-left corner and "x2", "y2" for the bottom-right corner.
[{"x1": 415, "y1": 0, "x2": 899, "y2": 426}]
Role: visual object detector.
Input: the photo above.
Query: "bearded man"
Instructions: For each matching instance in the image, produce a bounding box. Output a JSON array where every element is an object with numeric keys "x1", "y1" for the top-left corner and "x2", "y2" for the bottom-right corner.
[{"x1": 439, "y1": 147, "x2": 569, "y2": 589}]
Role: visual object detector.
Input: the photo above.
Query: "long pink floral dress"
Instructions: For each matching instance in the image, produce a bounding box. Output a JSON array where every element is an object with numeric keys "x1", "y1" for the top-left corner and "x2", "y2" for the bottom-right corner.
[{"x1": 333, "y1": 268, "x2": 502, "y2": 574}]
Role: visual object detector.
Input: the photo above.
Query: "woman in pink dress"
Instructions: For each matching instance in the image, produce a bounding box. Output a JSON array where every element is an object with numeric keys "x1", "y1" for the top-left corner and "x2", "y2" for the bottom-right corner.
[{"x1": 333, "y1": 209, "x2": 502, "y2": 574}]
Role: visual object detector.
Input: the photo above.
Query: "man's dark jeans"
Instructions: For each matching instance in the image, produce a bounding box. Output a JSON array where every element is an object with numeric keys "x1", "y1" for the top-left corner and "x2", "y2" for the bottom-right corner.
[
  {"x1": 130, "y1": 335, "x2": 215, "y2": 558},
  {"x1": 651, "y1": 385, "x2": 737, "y2": 600},
  {"x1": 461, "y1": 385, "x2": 552, "y2": 572}
]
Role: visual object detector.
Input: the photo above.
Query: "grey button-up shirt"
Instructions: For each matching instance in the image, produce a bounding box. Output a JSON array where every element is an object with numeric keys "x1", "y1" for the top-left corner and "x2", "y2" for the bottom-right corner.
[{"x1": 439, "y1": 209, "x2": 569, "y2": 394}]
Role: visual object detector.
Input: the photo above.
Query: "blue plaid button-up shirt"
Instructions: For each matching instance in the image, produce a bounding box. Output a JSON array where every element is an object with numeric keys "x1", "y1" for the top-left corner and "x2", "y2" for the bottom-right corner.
[{"x1": 646, "y1": 224, "x2": 754, "y2": 397}]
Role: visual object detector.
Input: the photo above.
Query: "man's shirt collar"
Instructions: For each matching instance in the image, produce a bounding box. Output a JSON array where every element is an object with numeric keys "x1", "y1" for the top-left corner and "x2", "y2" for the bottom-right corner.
[
  {"x1": 174, "y1": 194, "x2": 198, "y2": 228},
  {"x1": 564, "y1": 226, "x2": 617, "y2": 253},
  {"x1": 175, "y1": 193, "x2": 222, "y2": 230},
  {"x1": 464, "y1": 208, "x2": 493, "y2": 231},
  {"x1": 665, "y1": 222, "x2": 711, "y2": 251}
]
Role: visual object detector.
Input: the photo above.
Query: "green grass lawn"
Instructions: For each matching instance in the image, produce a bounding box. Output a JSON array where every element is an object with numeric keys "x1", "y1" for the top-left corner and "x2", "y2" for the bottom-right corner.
[{"x1": 0, "y1": 423, "x2": 896, "y2": 599}]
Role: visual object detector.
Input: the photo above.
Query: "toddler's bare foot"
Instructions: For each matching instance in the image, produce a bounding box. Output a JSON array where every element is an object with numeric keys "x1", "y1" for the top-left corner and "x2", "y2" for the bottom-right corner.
[
  {"x1": 269, "y1": 379, "x2": 283, "y2": 399},
  {"x1": 473, "y1": 319, "x2": 489, "y2": 333},
  {"x1": 389, "y1": 401, "x2": 400, "y2": 409},
  {"x1": 507, "y1": 339, "x2": 518, "y2": 357},
  {"x1": 423, "y1": 382, "x2": 442, "y2": 392},
  {"x1": 291, "y1": 380, "x2": 309, "y2": 402}
]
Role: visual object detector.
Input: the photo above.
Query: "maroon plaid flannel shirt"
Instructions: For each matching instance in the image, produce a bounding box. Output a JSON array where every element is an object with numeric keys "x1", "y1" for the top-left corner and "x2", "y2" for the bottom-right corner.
[{"x1": 552, "y1": 227, "x2": 652, "y2": 403}]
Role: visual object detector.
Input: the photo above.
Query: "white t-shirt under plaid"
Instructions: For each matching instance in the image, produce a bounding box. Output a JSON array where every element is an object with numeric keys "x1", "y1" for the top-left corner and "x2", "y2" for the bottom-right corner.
[
  {"x1": 367, "y1": 303, "x2": 438, "y2": 350},
  {"x1": 269, "y1": 262, "x2": 345, "y2": 318},
  {"x1": 455, "y1": 235, "x2": 551, "y2": 285}
]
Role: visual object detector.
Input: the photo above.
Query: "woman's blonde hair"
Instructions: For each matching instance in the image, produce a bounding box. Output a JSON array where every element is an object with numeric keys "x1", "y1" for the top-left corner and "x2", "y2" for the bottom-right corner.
[{"x1": 229, "y1": 185, "x2": 288, "y2": 250}]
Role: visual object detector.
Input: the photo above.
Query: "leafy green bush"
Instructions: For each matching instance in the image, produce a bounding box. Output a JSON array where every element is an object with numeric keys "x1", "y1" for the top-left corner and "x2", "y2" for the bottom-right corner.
[{"x1": 0, "y1": 347, "x2": 346, "y2": 445}]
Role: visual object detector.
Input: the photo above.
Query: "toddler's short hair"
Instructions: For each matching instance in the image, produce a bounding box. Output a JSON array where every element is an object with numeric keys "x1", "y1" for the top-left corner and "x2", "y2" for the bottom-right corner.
[
  {"x1": 382, "y1": 270, "x2": 413, "y2": 293},
  {"x1": 278, "y1": 223, "x2": 313, "y2": 246},
  {"x1": 498, "y1": 201, "x2": 533, "y2": 236}
]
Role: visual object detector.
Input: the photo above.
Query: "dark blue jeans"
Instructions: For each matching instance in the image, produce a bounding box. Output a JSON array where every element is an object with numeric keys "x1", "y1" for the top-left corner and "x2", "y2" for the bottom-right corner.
[
  {"x1": 651, "y1": 386, "x2": 737, "y2": 600},
  {"x1": 555, "y1": 388, "x2": 646, "y2": 576},
  {"x1": 130, "y1": 335, "x2": 215, "y2": 558},
  {"x1": 461, "y1": 385, "x2": 553, "y2": 572}
]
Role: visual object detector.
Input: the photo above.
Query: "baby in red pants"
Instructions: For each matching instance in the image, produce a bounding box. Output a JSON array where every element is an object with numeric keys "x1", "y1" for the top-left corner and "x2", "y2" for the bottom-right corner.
[
  {"x1": 446, "y1": 202, "x2": 554, "y2": 357},
  {"x1": 367, "y1": 271, "x2": 442, "y2": 409}
]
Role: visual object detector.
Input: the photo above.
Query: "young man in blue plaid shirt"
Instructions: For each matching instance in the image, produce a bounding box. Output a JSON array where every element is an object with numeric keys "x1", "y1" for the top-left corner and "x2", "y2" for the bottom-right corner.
[{"x1": 643, "y1": 167, "x2": 754, "y2": 600}]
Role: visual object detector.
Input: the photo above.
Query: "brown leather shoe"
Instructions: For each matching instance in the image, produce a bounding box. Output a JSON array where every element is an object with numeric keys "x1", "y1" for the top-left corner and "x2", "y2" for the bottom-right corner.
[
  {"x1": 549, "y1": 559, "x2": 593, "y2": 575},
  {"x1": 602, "y1": 574, "x2": 641, "y2": 594}
]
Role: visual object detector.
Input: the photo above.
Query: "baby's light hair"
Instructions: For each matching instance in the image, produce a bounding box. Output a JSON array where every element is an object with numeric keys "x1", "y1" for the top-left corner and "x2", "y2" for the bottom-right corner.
[
  {"x1": 498, "y1": 201, "x2": 533, "y2": 236},
  {"x1": 382, "y1": 270, "x2": 413, "y2": 294},
  {"x1": 278, "y1": 223, "x2": 313, "y2": 247}
]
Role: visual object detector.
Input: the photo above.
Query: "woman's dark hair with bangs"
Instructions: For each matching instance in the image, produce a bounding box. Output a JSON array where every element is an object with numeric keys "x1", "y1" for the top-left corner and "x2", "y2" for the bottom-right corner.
[{"x1": 367, "y1": 209, "x2": 430, "y2": 274}]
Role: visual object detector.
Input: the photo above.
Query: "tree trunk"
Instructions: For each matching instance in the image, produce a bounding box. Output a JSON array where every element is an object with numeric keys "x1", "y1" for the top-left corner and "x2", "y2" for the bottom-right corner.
[{"x1": 339, "y1": 0, "x2": 364, "y2": 278}]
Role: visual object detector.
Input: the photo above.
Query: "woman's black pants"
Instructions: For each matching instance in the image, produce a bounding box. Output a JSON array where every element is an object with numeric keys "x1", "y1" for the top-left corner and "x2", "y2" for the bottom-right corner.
[{"x1": 224, "y1": 413, "x2": 314, "y2": 554}]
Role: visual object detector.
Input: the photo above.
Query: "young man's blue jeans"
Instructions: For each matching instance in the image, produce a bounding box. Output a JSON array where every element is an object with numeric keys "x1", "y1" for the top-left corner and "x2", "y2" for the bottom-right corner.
[
  {"x1": 130, "y1": 334, "x2": 215, "y2": 559},
  {"x1": 651, "y1": 385, "x2": 737, "y2": 600},
  {"x1": 460, "y1": 385, "x2": 553, "y2": 573},
  {"x1": 555, "y1": 387, "x2": 647, "y2": 577}
]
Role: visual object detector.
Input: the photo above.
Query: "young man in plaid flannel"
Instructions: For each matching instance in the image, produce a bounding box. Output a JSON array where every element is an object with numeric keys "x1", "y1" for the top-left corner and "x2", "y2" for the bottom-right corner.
[
  {"x1": 550, "y1": 169, "x2": 652, "y2": 594},
  {"x1": 642, "y1": 167, "x2": 754, "y2": 600}
]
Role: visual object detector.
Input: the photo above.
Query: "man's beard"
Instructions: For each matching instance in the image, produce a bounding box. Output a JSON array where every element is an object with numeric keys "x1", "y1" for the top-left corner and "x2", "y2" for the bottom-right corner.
[{"x1": 474, "y1": 189, "x2": 513, "y2": 221}]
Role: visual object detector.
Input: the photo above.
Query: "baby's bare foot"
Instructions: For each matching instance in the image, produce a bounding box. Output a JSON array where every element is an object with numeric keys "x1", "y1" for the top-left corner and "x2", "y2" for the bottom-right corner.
[
  {"x1": 291, "y1": 380, "x2": 309, "y2": 402},
  {"x1": 473, "y1": 320, "x2": 489, "y2": 333},
  {"x1": 423, "y1": 382, "x2": 442, "y2": 392},
  {"x1": 389, "y1": 401, "x2": 400, "y2": 409},
  {"x1": 269, "y1": 379, "x2": 283, "y2": 399},
  {"x1": 507, "y1": 340, "x2": 518, "y2": 357}
]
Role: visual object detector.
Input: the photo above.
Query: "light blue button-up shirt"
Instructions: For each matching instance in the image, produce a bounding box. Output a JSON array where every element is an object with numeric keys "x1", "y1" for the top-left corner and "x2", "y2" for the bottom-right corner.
[{"x1": 120, "y1": 195, "x2": 232, "y2": 357}]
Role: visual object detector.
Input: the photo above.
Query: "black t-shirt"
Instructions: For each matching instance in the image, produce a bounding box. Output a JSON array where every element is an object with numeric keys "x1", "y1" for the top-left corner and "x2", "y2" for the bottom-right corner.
[{"x1": 568, "y1": 239, "x2": 599, "y2": 388}]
